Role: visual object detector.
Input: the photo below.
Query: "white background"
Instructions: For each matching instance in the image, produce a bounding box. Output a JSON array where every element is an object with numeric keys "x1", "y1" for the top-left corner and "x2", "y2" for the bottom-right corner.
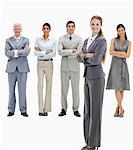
[{"x1": 0, "y1": 0, "x2": 133, "y2": 150}]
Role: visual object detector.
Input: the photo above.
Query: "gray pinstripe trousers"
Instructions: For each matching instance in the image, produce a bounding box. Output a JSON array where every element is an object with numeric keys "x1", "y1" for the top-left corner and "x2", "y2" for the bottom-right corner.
[
  {"x1": 8, "y1": 70, "x2": 27, "y2": 113},
  {"x1": 84, "y1": 77, "x2": 105, "y2": 147}
]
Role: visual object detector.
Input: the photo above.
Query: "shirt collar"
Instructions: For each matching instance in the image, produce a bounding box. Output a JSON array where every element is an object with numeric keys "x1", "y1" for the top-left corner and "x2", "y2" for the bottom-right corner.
[
  {"x1": 41, "y1": 36, "x2": 51, "y2": 41},
  {"x1": 67, "y1": 34, "x2": 74, "y2": 38},
  {"x1": 14, "y1": 36, "x2": 21, "y2": 40},
  {"x1": 90, "y1": 34, "x2": 98, "y2": 41}
]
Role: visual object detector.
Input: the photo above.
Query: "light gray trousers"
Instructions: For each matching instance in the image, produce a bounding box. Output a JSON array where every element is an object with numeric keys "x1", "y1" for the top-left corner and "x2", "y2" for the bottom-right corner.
[
  {"x1": 84, "y1": 77, "x2": 105, "y2": 147},
  {"x1": 61, "y1": 71, "x2": 80, "y2": 112}
]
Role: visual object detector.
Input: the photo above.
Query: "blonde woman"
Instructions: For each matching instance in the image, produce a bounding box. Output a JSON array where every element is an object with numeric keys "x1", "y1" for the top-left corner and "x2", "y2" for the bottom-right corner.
[{"x1": 77, "y1": 16, "x2": 107, "y2": 150}]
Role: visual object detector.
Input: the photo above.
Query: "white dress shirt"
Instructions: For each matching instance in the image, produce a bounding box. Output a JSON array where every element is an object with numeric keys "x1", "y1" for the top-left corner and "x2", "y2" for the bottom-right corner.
[
  {"x1": 14, "y1": 36, "x2": 21, "y2": 42},
  {"x1": 86, "y1": 35, "x2": 98, "y2": 50},
  {"x1": 67, "y1": 33, "x2": 74, "y2": 40},
  {"x1": 14, "y1": 36, "x2": 21, "y2": 58},
  {"x1": 34, "y1": 36, "x2": 57, "y2": 60}
]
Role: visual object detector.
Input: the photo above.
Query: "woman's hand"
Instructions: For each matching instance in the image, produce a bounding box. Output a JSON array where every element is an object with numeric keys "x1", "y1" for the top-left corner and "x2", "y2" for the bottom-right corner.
[
  {"x1": 85, "y1": 53, "x2": 93, "y2": 58},
  {"x1": 79, "y1": 50, "x2": 84, "y2": 55},
  {"x1": 79, "y1": 51, "x2": 93, "y2": 58},
  {"x1": 35, "y1": 47, "x2": 41, "y2": 51}
]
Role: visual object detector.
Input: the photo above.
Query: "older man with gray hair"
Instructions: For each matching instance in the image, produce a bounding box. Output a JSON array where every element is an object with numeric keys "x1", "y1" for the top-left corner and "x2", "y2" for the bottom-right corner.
[{"x1": 5, "y1": 23, "x2": 30, "y2": 117}]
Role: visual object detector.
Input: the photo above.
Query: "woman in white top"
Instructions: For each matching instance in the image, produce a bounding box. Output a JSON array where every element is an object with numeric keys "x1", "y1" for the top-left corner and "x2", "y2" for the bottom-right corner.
[{"x1": 34, "y1": 23, "x2": 57, "y2": 116}]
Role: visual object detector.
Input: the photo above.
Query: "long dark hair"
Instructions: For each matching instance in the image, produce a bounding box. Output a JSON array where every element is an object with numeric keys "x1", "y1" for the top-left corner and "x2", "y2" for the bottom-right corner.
[
  {"x1": 116, "y1": 24, "x2": 127, "y2": 40},
  {"x1": 90, "y1": 15, "x2": 106, "y2": 63}
]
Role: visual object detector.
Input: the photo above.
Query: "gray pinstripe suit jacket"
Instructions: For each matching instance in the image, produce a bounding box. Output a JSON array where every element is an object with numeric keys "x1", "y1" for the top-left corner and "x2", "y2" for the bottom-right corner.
[
  {"x1": 58, "y1": 34, "x2": 83, "y2": 72},
  {"x1": 5, "y1": 36, "x2": 30, "y2": 73},
  {"x1": 77, "y1": 36, "x2": 107, "y2": 79}
]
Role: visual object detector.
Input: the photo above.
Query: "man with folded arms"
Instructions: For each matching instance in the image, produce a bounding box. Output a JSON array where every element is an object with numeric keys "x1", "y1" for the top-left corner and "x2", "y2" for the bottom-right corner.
[
  {"x1": 5, "y1": 23, "x2": 30, "y2": 117},
  {"x1": 58, "y1": 21, "x2": 83, "y2": 117}
]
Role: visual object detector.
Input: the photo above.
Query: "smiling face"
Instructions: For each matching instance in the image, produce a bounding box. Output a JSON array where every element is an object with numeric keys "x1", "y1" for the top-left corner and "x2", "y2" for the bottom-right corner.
[
  {"x1": 117, "y1": 27, "x2": 126, "y2": 39},
  {"x1": 66, "y1": 23, "x2": 75, "y2": 35},
  {"x1": 13, "y1": 25, "x2": 22, "y2": 37},
  {"x1": 42, "y1": 25, "x2": 51, "y2": 35},
  {"x1": 90, "y1": 18, "x2": 102, "y2": 36}
]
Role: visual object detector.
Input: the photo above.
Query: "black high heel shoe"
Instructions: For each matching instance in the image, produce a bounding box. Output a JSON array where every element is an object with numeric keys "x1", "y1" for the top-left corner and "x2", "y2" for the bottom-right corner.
[{"x1": 81, "y1": 145, "x2": 96, "y2": 150}]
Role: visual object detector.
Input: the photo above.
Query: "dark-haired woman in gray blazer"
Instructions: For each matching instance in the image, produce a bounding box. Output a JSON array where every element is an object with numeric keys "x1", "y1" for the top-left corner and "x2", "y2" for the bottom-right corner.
[{"x1": 77, "y1": 16, "x2": 107, "y2": 150}]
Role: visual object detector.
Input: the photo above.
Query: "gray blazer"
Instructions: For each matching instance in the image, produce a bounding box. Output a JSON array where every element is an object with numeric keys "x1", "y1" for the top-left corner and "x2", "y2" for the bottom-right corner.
[
  {"x1": 5, "y1": 36, "x2": 30, "y2": 73},
  {"x1": 58, "y1": 34, "x2": 83, "y2": 72},
  {"x1": 77, "y1": 36, "x2": 107, "y2": 79}
]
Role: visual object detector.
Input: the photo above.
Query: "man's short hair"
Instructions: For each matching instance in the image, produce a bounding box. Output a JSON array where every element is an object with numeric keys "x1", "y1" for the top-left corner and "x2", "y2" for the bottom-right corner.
[
  {"x1": 13, "y1": 23, "x2": 22, "y2": 29},
  {"x1": 66, "y1": 21, "x2": 75, "y2": 27}
]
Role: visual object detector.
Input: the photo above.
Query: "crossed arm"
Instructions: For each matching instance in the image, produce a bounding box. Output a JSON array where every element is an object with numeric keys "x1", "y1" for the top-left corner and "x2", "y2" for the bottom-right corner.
[
  {"x1": 34, "y1": 41, "x2": 57, "y2": 59},
  {"x1": 110, "y1": 38, "x2": 131, "y2": 58},
  {"x1": 77, "y1": 38, "x2": 107, "y2": 66},
  {"x1": 58, "y1": 37, "x2": 83, "y2": 57},
  {"x1": 5, "y1": 39, "x2": 30, "y2": 58}
]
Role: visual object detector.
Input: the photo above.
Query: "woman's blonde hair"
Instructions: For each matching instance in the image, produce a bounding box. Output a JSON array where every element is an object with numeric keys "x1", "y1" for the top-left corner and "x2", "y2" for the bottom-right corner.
[{"x1": 91, "y1": 15, "x2": 106, "y2": 63}]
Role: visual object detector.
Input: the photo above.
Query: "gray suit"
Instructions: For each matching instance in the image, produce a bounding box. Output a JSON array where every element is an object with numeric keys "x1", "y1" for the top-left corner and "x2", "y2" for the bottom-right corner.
[
  {"x1": 77, "y1": 36, "x2": 107, "y2": 147},
  {"x1": 58, "y1": 34, "x2": 83, "y2": 112},
  {"x1": 5, "y1": 36, "x2": 30, "y2": 113}
]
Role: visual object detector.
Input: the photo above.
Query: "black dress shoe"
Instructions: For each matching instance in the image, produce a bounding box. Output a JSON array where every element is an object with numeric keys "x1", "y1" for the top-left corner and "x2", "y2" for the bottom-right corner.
[
  {"x1": 87, "y1": 147, "x2": 95, "y2": 150},
  {"x1": 89, "y1": 147, "x2": 95, "y2": 150},
  {"x1": 58, "y1": 109, "x2": 66, "y2": 116},
  {"x1": 74, "y1": 111, "x2": 81, "y2": 117},
  {"x1": 7, "y1": 112, "x2": 14, "y2": 116},
  {"x1": 21, "y1": 112, "x2": 28, "y2": 117},
  {"x1": 44, "y1": 112, "x2": 48, "y2": 116},
  {"x1": 39, "y1": 113, "x2": 45, "y2": 116},
  {"x1": 91, "y1": 147, "x2": 98, "y2": 150}
]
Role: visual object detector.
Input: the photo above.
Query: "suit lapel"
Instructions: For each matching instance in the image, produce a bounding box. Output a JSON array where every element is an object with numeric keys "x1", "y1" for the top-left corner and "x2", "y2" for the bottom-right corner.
[
  {"x1": 87, "y1": 36, "x2": 99, "y2": 52},
  {"x1": 83, "y1": 39, "x2": 88, "y2": 52},
  {"x1": 11, "y1": 36, "x2": 17, "y2": 45},
  {"x1": 64, "y1": 34, "x2": 68, "y2": 39},
  {"x1": 11, "y1": 36, "x2": 24, "y2": 49},
  {"x1": 12, "y1": 36, "x2": 23, "y2": 42},
  {"x1": 17, "y1": 37, "x2": 23, "y2": 46},
  {"x1": 9, "y1": 37, "x2": 17, "y2": 49}
]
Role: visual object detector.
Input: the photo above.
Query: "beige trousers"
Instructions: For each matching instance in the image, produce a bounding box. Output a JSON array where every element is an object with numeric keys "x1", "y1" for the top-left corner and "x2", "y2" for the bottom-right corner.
[
  {"x1": 61, "y1": 71, "x2": 80, "y2": 112},
  {"x1": 37, "y1": 60, "x2": 53, "y2": 113}
]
